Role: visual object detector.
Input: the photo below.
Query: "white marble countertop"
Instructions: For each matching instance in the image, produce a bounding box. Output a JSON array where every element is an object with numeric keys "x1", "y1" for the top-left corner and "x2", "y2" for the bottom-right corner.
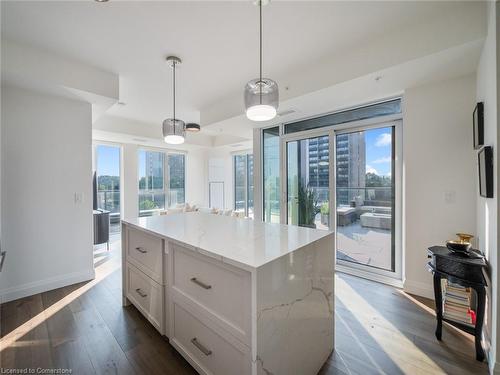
[{"x1": 122, "y1": 212, "x2": 334, "y2": 270}]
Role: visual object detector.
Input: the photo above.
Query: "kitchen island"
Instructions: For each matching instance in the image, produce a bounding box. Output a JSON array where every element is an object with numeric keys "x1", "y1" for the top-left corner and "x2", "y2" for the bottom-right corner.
[{"x1": 122, "y1": 212, "x2": 334, "y2": 375}]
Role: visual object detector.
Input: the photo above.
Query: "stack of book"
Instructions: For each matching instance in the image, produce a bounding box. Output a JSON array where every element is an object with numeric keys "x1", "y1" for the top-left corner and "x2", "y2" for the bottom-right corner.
[{"x1": 441, "y1": 280, "x2": 476, "y2": 327}]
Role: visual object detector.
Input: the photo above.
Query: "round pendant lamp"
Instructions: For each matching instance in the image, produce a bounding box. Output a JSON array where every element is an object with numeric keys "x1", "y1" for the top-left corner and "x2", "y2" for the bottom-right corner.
[
  {"x1": 163, "y1": 56, "x2": 186, "y2": 144},
  {"x1": 244, "y1": 0, "x2": 278, "y2": 122}
]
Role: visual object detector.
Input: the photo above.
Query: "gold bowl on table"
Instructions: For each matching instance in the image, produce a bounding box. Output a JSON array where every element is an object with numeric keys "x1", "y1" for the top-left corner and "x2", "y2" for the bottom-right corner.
[{"x1": 446, "y1": 240, "x2": 472, "y2": 253}]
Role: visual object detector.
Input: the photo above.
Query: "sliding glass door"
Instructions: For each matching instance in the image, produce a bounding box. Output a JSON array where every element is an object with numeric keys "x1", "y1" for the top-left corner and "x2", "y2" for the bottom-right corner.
[
  {"x1": 335, "y1": 126, "x2": 396, "y2": 272},
  {"x1": 286, "y1": 134, "x2": 330, "y2": 230},
  {"x1": 263, "y1": 127, "x2": 280, "y2": 223},
  {"x1": 95, "y1": 144, "x2": 121, "y2": 233},
  {"x1": 234, "y1": 153, "x2": 254, "y2": 218},
  {"x1": 281, "y1": 121, "x2": 401, "y2": 279}
]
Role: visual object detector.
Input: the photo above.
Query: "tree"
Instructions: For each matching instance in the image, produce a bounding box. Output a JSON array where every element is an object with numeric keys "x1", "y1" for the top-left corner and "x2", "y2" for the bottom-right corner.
[{"x1": 365, "y1": 172, "x2": 391, "y2": 187}]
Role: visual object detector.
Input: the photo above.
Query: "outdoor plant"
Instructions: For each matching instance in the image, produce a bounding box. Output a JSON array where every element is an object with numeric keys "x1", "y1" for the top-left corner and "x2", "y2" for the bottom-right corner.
[{"x1": 298, "y1": 181, "x2": 320, "y2": 228}]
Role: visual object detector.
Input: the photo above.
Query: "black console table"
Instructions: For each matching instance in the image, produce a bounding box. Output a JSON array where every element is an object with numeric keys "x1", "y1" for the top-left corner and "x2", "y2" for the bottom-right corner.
[{"x1": 428, "y1": 246, "x2": 488, "y2": 361}]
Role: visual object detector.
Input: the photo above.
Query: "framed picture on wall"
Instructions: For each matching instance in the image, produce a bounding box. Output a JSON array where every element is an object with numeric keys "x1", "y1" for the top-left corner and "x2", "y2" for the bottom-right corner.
[
  {"x1": 478, "y1": 146, "x2": 493, "y2": 198},
  {"x1": 473, "y1": 102, "x2": 484, "y2": 149}
]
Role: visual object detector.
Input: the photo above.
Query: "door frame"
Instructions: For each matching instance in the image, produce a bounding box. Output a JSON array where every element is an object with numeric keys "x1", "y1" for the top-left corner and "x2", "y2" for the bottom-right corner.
[
  {"x1": 93, "y1": 141, "x2": 124, "y2": 228},
  {"x1": 279, "y1": 117, "x2": 403, "y2": 283},
  {"x1": 280, "y1": 128, "x2": 333, "y2": 229}
]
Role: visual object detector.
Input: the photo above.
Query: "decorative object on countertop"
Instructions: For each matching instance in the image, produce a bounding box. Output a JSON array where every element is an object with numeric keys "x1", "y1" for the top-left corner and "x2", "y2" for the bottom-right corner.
[
  {"x1": 427, "y1": 245, "x2": 488, "y2": 361},
  {"x1": 473, "y1": 102, "x2": 484, "y2": 150}
]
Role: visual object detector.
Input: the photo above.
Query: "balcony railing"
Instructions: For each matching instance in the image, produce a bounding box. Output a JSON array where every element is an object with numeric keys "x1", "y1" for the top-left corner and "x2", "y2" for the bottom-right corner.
[
  {"x1": 97, "y1": 190, "x2": 120, "y2": 223},
  {"x1": 138, "y1": 188, "x2": 185, "y2": 216}
]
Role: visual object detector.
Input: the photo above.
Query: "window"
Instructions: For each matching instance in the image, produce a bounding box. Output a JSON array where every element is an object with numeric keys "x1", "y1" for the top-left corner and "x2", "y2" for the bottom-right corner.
[
  {"x1": 263, "y1": 126, "x2": 280, "y2": 223},
  {"x1": 138, "y1": 150, "x2": 187, "y2": 216},
  {"x1": 168, "y1": 153, "x2": 185, "y2": 206},
  {"x1": 284, "y1": 99, "x2": 401, "y2": 134},
  {"x1": 234, "y1": 153, "x2": 254, "y2": 218},
  {"x1": 138, "y1": 150, "x2": 165, "y2": 216},
  {"x1": 95, "y1": 144, "x2": 121, "y2": 233}
]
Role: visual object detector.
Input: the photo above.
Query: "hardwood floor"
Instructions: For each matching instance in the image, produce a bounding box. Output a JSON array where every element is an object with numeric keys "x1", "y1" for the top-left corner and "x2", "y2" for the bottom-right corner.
[{"x1": 1, "y1": 238, "x2": 488, "y2": 375}]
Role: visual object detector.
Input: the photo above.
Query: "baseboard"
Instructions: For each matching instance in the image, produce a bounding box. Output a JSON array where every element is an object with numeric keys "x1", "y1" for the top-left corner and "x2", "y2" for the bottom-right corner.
[
  {"x1": 403, "y1": 279, "x2": 434, "y2": 300},
  {"x1": 0, "y1": 268, "x2": 95, "y2": 303},
  {"x1": 490, "y1": 361, "x2": 500, "y2": 375},
  {"x1": 336, "y1": 265, "x2": 403, "y2": 288},
  {"x1": 485, "y1": 344, "x2": 500, "y2": 375}
]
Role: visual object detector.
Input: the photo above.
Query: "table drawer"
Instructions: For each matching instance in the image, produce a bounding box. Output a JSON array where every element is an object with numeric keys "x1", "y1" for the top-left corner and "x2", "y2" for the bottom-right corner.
[
  {"x1": 125, "y1": 262, "x2": 164, "y2": 333},
  {"x1": 127, "y1": 227, "x2": 163, "y2": 283},
  {"x1": 172, "y1": 302, "x2": 250, "y2": 375},
  {"x1": 171, "y1": 244, "x2": 251, "y2": 342}
]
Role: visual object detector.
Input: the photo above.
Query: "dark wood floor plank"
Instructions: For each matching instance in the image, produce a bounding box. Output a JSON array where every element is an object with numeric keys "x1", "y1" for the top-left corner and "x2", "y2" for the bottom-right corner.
[
  {"x1": 0, "y1": 239, "x2": 489, "y2": 375},
  {"x1": 40, "y1": 287, "x2": 96, "y2": 374}
]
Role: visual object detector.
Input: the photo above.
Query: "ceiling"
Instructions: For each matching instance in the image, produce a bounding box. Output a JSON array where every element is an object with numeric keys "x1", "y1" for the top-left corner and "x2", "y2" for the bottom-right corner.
[{"x1": 1, "y1": 1, "x2": 486, "y2": 131}]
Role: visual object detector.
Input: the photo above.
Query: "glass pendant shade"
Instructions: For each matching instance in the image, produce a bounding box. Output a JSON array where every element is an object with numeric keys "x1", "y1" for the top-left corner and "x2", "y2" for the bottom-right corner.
[
  {"x1": 163, "y1": 118, "x2": 185, "y2": 144},
  {"x1": 244, "y1": 78, "x2": 279, "y2": 121}
]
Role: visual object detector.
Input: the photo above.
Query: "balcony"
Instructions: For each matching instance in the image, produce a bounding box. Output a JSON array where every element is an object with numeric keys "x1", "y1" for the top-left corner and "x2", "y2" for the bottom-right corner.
[
  {"x1": 97, "y1": 190, "x2": 120, "y2": 233},
  {"x1": 312, "y1": 186, "x2": 393, "y2": 271}
]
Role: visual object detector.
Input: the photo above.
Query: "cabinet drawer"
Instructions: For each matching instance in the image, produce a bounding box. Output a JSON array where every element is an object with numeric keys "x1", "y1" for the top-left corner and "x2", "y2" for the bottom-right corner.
[
  {"x1": 127, "y1": 227, "x2": 163, "y2": 283},
  {"x1": 171, "y1": 244, "x2": 251, "y2": 342},
  {"x1": 126, "y1": 262, "x2": 164, "y2": 333},
  {"x1": 171, "y1": 303, "x2": 250, "y2": 375}
]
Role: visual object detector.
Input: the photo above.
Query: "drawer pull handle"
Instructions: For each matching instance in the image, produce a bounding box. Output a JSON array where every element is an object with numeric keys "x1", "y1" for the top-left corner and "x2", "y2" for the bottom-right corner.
[
  {"x1": 135, "y1": 247, "x2": 147, "y2": 254},
  {"x1": 135, "y1": 288, "x2": 147, "y2": 298},
  {"x1": 191, "y1": 337, "x2": 212, "y2": 356},
  {"x1": 190, "y1": 277, "x2": 212, "y2": 290}
]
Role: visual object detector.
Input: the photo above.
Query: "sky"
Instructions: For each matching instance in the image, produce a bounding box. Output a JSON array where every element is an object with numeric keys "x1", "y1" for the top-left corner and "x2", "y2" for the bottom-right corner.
[
  {"x1": 96, "y1": 145, "x2": 120, "y2": 176},
  {"x1": 365, "y1": 127, "x2": 392, "y2": 176}
]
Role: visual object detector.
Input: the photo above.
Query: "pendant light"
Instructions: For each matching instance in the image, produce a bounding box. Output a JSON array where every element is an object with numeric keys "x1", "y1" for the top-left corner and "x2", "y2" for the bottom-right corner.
[
  {"x1": 244, "y1": 0, "x2": 278, "y2": 122},
  {"x1": 185, "y1": 123, "x2": 201, "y2": 132},
  {"x1": 163, "y1": 56, "x2": 186, "y2": 144}
]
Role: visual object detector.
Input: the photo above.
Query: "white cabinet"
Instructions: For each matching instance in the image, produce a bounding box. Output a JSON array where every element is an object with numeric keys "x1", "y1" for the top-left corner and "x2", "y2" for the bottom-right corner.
[
  {"x1": 126, "y1": 226, "x2": 164, "y2": 284},
  {"x1": 122, "y1": 214, "x2": 334, "y2": 375},
  {"x1": 170, "y1": 243, "x2": 251, "y2": 345},
  {"x1": 125, "y1": 262, "x2": 164, "y2": 332},
  {"x1": 122, "y1": 224, "x2": 168, "y2": 336},
  {"x1": 170, "y1": 302, "x2": 251, "y2": 375}
]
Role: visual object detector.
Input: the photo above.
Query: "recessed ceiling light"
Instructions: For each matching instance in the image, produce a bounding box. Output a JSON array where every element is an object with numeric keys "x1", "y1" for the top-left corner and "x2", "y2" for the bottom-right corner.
[
  {"x1": 117, "y1": 101, "x2": 126, "y2": 106},
  {"x1": 95, "y1": 0, "x2": 109, "y2": 3}
]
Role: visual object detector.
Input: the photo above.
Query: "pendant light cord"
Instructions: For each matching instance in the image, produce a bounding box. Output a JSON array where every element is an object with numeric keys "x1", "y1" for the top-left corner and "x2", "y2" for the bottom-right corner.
[
  {"x1": 259, "y1": 0, "x2": 263, "y2": 104},
  {"x1": 173, "y1": 61, "x2": 176, "y2": 122}
]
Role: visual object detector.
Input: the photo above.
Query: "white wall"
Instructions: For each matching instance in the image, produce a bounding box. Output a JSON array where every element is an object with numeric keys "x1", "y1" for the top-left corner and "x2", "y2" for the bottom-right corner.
[
  {"x1": 476, "y1": 1, "x2": 499, "y2": 372},
  {"x1": 206, "y1": 147, "x2": 236, "y2": 210},
  {"x1": 121, "y1": 143, "x2": 139, "y2": 221},
  {"x1": 403, "y1": 74, "x2": 477, "y2": 299},
  {"x1": 0, "y1": 86, "x2": 94, "y2": 302}
]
